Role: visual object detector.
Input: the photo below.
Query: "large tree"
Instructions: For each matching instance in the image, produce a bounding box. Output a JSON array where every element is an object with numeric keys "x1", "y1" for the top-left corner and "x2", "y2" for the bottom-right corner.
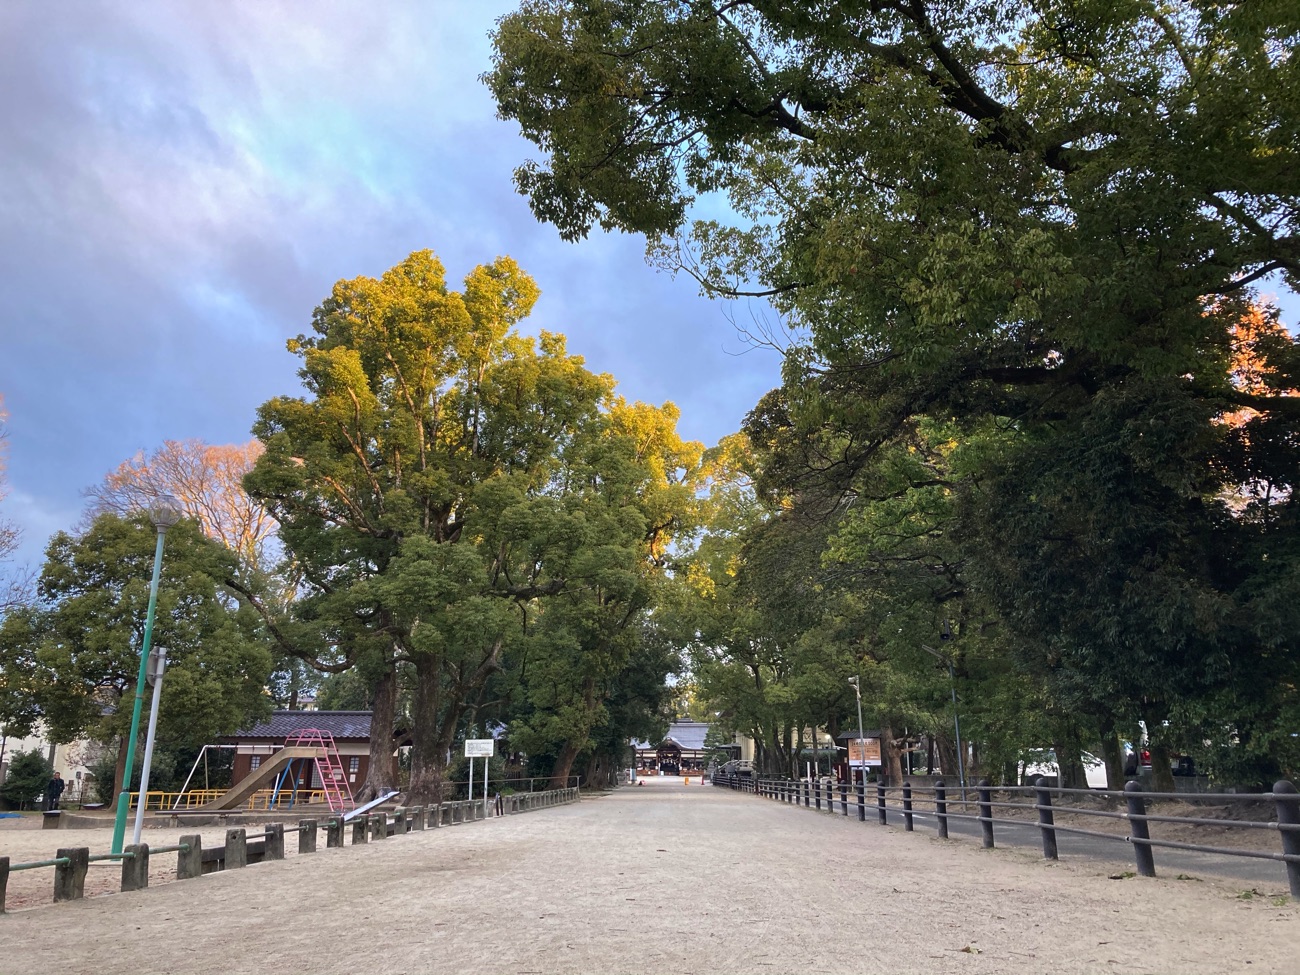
[
  {"x1": 245, "y1": 249, "x2": 694, "y2": 802},
  {"x1": 491, "y1": 1, "x2": 1300, "y2": 780}
]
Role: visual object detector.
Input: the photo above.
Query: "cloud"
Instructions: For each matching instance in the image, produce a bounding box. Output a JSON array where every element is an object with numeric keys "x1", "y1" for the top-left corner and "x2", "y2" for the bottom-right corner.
[{"x1": 0, "y1": 1, "x2": 781, "y2": 566}]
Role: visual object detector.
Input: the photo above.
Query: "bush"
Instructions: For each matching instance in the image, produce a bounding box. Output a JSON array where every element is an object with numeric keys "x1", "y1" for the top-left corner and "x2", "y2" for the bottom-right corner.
[{"x1": 1, "y1": 749, "x2": 54, "y2": 810}]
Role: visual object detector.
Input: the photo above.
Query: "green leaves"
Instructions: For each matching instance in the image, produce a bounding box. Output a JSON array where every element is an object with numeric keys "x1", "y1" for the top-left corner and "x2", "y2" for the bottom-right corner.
[{"x1": 0, "y1": 514, "x2": 272, "y2": 752}]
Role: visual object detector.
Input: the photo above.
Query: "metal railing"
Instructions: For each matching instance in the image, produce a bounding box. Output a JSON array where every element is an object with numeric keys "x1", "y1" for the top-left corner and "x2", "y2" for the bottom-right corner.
[
  {"x1": 124, "y1": 788, "x2": 333, "y2": 811},
  {"x1": 712, "y1": 773, "x2": 1300, "y2": 900},
  {"x1": 0, "y1": 785, "x2": 582, "y2": 914}
]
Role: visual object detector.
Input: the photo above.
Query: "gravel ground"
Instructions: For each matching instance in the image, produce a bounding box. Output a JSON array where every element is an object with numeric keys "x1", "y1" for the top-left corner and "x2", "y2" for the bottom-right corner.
[{"x1": 1, "y1": 778, "x2": 1297, "y2": 974}]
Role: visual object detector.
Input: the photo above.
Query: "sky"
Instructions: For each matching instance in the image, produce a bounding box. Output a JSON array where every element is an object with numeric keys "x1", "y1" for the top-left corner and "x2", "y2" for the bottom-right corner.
[
  {"x1": 0, "y1": 1, "x2": 783, "y2": 572},
  {"x1": 0, "y1": 3, "x2": 1295, "y2": 576}
]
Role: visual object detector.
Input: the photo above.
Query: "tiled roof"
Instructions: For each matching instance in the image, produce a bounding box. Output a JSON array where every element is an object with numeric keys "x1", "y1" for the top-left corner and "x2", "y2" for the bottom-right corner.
[
  {"x1": 224, "y1": 711, "x2": 374, "y2": 741},
  {"x1": 632, "y1": 721, "x2": 713, "y2": 751},
  {"x1": 835, "y1": 729, "x2": 882, "y2": 741}
]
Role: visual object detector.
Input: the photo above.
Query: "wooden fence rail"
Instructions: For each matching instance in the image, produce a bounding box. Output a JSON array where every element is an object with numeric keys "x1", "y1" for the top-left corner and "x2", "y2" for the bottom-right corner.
[{"x1": 0, "y1": 786, "x2": 581, "y2": 914}]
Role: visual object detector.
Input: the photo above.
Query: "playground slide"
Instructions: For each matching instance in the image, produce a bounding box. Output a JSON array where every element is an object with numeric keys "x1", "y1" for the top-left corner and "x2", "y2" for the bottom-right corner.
[{"x1": 193, "y1": 747, "x2": 324, "y2": 811}]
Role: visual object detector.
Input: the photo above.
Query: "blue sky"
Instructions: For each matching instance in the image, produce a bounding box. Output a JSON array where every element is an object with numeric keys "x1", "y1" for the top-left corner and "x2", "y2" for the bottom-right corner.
[
  {"x1": 0, "y1": 2, "x2": 1295, "y2": 576},
  {"x1": 0, "y1": 1, "x2": 783, "y2": 571}
]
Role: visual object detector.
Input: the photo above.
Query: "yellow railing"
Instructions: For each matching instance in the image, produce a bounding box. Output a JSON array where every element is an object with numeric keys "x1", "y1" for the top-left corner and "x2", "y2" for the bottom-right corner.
[{"x1": 128, "y1": 789, "x2": 332, "y2": 811}]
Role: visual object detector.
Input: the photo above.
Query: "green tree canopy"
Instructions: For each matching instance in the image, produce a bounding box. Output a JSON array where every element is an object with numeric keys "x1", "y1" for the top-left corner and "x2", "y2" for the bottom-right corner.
[{"x1": 0, "y1": 514, "x2": 273, "y2": 794}]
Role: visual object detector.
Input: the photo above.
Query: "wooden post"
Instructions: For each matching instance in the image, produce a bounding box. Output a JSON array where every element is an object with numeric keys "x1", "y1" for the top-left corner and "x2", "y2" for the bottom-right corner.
[
  {"x1": 0, "y1": 856, "x2": 9, "y2": 914},
  {"x1": 225, "y1": 828, "x2": 248, "y2": 868},
  {"x1": 352, "y1": 815, "x2": 370, "y2": 845},
  {"x1": 902, "y1": 781, "x2": 914, "y2": 832},
  {"x1": 876, "y1": 782, "x2": 887, "y2": 825},
  {"x1": 265, "y1": 823, "x2": 285, "y2": 860},
  {"x1": 53, "y1": 847, "x2": 89, "y2": 901},
  {"x1": 121, "y1": 844, "x2": 149, "y2": 892},
  {"x1": 410, "y1": 805, "x2": 425, "y2": 831},
  {"x1": 299, "y1": 820, "x2": 318, "y2": 854},
  {"x1": 393, "y1": 807, "x2": 407, "y2": 834},
  {"x1": 177, "y1": 834, "x2": 202, "y2": 879},
  {"x1": 326, "y1": 816, "x2": 344, "y2": 848},
  {"x1": 857, "y1": 780, "x2": 866, "y2": 822},
  {"x1": 372, "y1": 811, "x2": 388, "y2": 839}
]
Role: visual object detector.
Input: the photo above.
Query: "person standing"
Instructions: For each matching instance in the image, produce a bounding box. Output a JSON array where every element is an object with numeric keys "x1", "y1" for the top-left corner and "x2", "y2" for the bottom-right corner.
[{"x1": 44, "y1": 770, "x2": 65, "y2": 811}]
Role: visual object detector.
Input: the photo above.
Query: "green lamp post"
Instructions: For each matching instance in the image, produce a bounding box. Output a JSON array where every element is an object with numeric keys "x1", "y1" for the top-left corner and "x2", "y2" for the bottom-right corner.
[{"x1": 110, "y1": 496, "x2": 184, "y2": 855}]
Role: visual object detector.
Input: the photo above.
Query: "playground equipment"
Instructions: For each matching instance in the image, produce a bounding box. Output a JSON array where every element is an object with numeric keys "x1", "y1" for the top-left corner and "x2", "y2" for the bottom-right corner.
[{"x1": 178, "y1": 729, "x2": 357, "y2": 813}]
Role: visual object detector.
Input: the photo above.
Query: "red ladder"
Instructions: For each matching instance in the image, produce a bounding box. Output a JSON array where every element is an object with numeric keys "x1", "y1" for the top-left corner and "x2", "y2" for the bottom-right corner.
[{"x1": 283, "y1": 729, "x2": 356, "y2": 813}]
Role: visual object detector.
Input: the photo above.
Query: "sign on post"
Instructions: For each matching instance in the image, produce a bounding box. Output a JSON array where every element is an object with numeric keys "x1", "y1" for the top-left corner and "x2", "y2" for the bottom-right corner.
[
  {"x1": 464, "y1": 739, "x2": 495, "y2": 758},
  {"x1": 848, "y1": 738, "x2": 882, "y2": 767}
]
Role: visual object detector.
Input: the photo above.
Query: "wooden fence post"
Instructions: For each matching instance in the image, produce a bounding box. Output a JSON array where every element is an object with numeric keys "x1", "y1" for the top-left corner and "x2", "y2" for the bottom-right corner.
[
  {"x1": 352, "y1": 815, "x2": 370, "y2": 845},
  {"x1": 299, "y1": 820, "x2": 317, "y2": 854},
  {"x1": 225, "y1": 829, "x2": 247, "y2": 869},
  {"x1": 265, "y1": 823, "x2": 285, "y2": 860},
  {"x1": 53, "y1": 847, "x2": 89, "y2": 901},
  {"x1": 121, "y1": 844, "x2": 149, "y2": 892},
  {"x1": 902, "y1": 781, "x2": 914, "y2": 832},
  {"x1": 877, "y1": 782, "x2": 887, "y2": 825},
  {"x1": 177, "y1": 835, "x2": 202, "y2": 879}
]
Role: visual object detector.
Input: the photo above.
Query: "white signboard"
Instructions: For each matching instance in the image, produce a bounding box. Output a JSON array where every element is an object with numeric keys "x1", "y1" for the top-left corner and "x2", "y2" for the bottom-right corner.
[{"x1": 464, "y1": 738, "x2": 495, "y2": 758}]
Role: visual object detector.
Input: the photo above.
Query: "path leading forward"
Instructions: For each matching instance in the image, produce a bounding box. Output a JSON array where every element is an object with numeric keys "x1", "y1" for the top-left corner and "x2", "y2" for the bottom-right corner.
[{"x1": 4, "y1": 778, "x2": 1297, "y2": 974}]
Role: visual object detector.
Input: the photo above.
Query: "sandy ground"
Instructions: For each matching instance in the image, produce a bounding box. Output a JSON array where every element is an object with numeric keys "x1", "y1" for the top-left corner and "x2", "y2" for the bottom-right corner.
[{"x1": 1, "y1": 778, "x2": 1297, "y2": 975}]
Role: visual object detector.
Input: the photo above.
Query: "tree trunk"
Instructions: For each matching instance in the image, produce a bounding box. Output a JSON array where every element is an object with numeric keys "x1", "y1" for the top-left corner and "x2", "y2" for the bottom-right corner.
[
  {"x1": 934, "y1": 733, "x2": 958, "y2": 785},
  {"x1": 406, "y1": 656, "x2": 448, "y2": 805},
  {"x1": 1099, "y1": 730, "x2": 1126, "y2": 791},
  {"x1": 1149, "y1": 741, "x2": 1176, "y2": 793},
  {"x1": 549, "y1": 737, "x2": 584, "y2": 790},
  {"x1": 356, "y1": 664, "x2": 398, "y2": 803},
  {"x1": 883, "y1": 723, "x2": 905, "y2": 785},
  {"x1": 1051, "y1": 735, "x2": 1089, "y2": 790},
  {"x1": 113, "y1": 733, "x2": 130, "y2": 798}
]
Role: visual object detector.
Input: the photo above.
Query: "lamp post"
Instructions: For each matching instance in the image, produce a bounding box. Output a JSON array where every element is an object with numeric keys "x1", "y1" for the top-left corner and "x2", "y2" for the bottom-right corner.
[
  {"x1": 132, "y1": 646, "x2": 168, "y2": 845},
  {"x1": 848, "y1": 676, "x2": 867, "y2": 791},
  {"x1": 922, "y1": 643, "x2": 966, "y2": 797},
  {"x1": 111, "y1": 496, "x2": 183, "y2": 855}
]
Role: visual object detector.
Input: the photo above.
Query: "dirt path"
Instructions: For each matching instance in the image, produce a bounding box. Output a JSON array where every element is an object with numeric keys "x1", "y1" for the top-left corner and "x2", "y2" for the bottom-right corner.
[{"x1": 2, "y1": 778, "x2": 1297, "y2": 974}]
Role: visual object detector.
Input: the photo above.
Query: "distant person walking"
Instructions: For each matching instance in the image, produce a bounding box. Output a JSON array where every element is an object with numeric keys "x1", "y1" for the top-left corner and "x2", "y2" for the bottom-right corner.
[
  {"x1": 494, "y1": 791, "x2": 504, "y2": 816},
  {"x1": 44, "y1": 771, "x2": 65, "y2": 811}
]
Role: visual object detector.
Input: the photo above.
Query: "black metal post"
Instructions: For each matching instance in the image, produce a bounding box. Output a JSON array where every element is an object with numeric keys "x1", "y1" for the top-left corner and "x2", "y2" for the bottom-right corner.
[
  {"x1": 857, "y1": 779, "x2": 866, "y2": 821},
  {"x1": 935, "y1": 780, "x2": 948, "y2": 839},
  {"x1": 815, "y1": 778, "x2": 822, "y2": 811},
  {"x1": 876, "y1": 782, "x2": 887, "y2": 825},
  {"x1": 902, "y1": 781, "x2": 914, "y2": 832},
  {"x1": 1035, "y1": 776, "x2": 1058, "y2": 860},
  {"x1": 804, "y1": 778, "x2": 810, "y2": 808},
  {"x1": 978, "y1": 778, "x2": 994, "y2": 849},
  {"x1": 840, "y1": 782, "x2": 849, "y2": 817},
  {"x1": 1273, "y1": 780, "x2": 1300, "y2": 899},
  {"x1": 1124, "y1": 781, "x2": 1156, "y2": 877}
]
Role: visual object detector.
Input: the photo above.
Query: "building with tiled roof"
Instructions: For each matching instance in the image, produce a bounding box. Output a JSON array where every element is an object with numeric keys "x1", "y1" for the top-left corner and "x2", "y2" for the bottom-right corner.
[
  {"x1": 220, "y1": 711, "x2": 394, "y2": 792},
  {"x1": 631, "y1": 721, "x2": 720, "y2": 774}
]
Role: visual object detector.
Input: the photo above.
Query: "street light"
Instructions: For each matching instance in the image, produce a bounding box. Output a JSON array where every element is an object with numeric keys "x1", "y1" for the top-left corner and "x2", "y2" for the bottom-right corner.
[
  {"x1": 921, "y1": 643, "x2": 966, "y2": 796},
  {"x1": 111, "y1": 495, "x2": 183, "y2": 855},
  {"x1": 132, "y1": 646, "x2": 168, "y2": 845},
  {"x1": 847, "y1": 676, "x2": 867, "y2": 791}
]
